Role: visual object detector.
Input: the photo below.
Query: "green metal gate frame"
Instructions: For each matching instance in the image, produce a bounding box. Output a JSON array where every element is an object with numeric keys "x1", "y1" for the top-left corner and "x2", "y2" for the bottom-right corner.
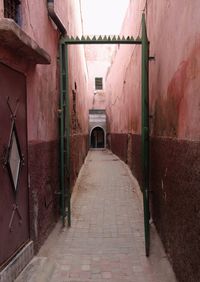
[{"x1": 59, "y1": 13, "x2": 150, "y2": 256}]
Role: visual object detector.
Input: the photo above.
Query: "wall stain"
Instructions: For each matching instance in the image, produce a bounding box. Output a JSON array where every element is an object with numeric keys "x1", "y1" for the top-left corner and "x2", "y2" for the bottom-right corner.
[{"x1": 154, "y1": 40, "x2": 200, "y2": 138}]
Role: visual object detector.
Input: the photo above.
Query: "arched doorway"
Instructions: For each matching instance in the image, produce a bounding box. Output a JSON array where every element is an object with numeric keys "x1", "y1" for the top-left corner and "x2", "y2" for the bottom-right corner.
[{"x1": 90, "y1": 127, "x2": 105, "y2": 148}]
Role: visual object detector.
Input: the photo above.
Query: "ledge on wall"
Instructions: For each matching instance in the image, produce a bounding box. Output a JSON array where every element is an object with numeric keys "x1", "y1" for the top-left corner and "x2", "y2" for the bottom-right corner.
[{"x1": 0, "y1": 18, "x2": 51, "y2": 64}]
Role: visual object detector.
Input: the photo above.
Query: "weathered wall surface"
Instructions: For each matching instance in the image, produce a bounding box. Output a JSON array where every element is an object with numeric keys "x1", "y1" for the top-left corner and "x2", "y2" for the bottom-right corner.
[
  {"x1": 0, "y1": 0, "x2": 89, "y2": 252},
  {"x1": 85, "y1": 45, "x2": 114, "y2": 110},
  {"x1": 105, "y1": 0, "x2": 144, "y2": 135},
  {"x1": 106, "y1": 1, "x2": 200, "y2": 281},
  {"x1": 0, "y1": 0, "x2": 60, "y2": 255},
  {"x1": 25, "y1": 0, "x2": 89, "y2": 251},
  {"x1": 66, "y1": 1, "x2": 89, "y2": 188}
]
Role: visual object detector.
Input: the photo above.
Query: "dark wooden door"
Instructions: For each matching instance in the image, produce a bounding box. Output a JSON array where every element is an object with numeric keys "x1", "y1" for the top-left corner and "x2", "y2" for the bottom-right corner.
[
  {"x1": 91, "y1": 127, "x2": 105, "y2": 148},
  {"x1": 0, "y1": 63, "x2": 29, "y2": 267}
]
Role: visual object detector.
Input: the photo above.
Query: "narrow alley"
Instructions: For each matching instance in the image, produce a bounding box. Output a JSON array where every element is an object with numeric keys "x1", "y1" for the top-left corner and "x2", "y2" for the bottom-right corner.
[
  {"x1": 16, "y1": 150, "x2": 176, "y2": 282},
  {"x1": 0, "y1": 1, "x2": 200, "y2": 282}
]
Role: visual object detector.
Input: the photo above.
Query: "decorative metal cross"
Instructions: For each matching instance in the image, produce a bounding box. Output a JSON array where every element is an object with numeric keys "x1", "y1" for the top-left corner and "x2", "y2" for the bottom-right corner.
[{"x1": 4, "y1": 96, "x2": 24, "y2": 231}]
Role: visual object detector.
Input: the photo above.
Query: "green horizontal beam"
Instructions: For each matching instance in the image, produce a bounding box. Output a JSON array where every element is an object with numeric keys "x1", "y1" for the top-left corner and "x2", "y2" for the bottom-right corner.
[{"x1": 61, "y1": 35, "x2": 142, "y2": 45}]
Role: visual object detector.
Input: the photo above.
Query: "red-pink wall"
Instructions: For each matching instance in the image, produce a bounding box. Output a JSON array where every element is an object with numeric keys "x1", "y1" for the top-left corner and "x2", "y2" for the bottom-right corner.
[
  {"x1": 85, "y1": 45, "x2": 114, "y2": 110},
  {"x1": 148, "y1": 0, "x2": 200, "y2": 140},
  {"x1": 0, "y1": 0, "x2": 89, "y2": 252},
  {"x1": 105, "y1": 1, "x2": 200, "y2": 281},
  {"x1": 106, "y1": 0, "x2": 200, "y2": 140},
  {"x1": 105, "y1": 0, "x2": 144, "y2": 134}
]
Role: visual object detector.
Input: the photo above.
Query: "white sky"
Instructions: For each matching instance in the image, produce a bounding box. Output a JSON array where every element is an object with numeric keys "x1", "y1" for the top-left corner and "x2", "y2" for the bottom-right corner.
[{"x1": 80, "y1": 0, "x2": 129, "y2": 35}]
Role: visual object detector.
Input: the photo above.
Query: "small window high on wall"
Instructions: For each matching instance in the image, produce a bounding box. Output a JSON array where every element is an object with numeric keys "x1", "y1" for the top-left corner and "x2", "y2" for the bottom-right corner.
[
  {"x1": 95, "y1": 77, "x2": 103, "y2": 90},
  {"x1": 4, "y1": 0, "x2": 21, "y2": 24}
]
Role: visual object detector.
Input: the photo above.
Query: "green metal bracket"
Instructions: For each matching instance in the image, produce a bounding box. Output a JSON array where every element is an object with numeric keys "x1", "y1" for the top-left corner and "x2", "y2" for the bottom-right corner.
[{"x1": 141, "y1": 13, "x2": 150, "y2": 257}]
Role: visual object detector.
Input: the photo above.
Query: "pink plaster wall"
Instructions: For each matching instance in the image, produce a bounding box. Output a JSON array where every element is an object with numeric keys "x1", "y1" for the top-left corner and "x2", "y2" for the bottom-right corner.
[
  {"x1": 0, "y1": 0, "x2": 89, "y2": 141},
  {"x1": 0, "y1": 0, "x2": 89, "y2": 253},
  {"x1": 147, "y1": 0, "x2": 200, "y2": 140},
  {"x1": 85, "y1": 45, "x2": 114, "y2": 110},
  {"x1": 106, "y1": 0, "x2": 200, "y2": 141},
  {"x1": 20, "y1": 0, "x2": 60, "y2": 141},
  {"x1": 65, "y1": 3, "x2": 89, "y2": 135},
  {"x1": 105, "y1": 2, "x2": 200, "y2": 281},
  {"x1": 105, "y1": 0, "x2": 144, "y2": 134}
]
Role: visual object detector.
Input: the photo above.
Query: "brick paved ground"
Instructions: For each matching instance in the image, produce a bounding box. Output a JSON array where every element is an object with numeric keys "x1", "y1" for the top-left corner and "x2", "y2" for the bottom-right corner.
[{"x1": 16, "y1": 150, "x2": 177, "y2": 282}]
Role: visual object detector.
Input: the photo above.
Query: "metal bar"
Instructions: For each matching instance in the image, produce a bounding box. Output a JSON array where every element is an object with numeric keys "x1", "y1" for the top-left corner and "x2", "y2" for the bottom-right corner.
[
  {"x1": 9, "y1": 209, "x2": 15, "y2": 232},
  {"x1": 64, "y1": 44, "x2": 71, "y2": 227},
  {"x1": 61, "y1": 36, "x2": 142, "y2": 45},
  {"x1": 141, "y1": 13, "x2": 150, "y2": 257},
  {"x1": 59, "y1": 42, "x2": 66, "y2": 227},
  {"x1": 62, "y1": 40, "x2": 142, "y2": 45},
  {"x1": 9, "y1": 204, "x2": 22, "y2": 232}
]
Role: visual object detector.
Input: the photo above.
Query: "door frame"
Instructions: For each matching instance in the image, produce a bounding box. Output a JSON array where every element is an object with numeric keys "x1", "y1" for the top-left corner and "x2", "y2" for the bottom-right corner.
[
  {"x1": 59, "y1": 13, "x2": 150, "y2": 256},
  {"x1": 90, "y1": 126, "x2": 106, "y2": 149}
]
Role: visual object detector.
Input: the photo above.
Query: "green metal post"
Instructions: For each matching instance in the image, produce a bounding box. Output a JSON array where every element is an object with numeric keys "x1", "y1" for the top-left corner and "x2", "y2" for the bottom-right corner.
[
  {"x1": 59, "y1": 40, "x2": 71, "y2": 227},
  {"x1": 64, "y1": 43, "x2": 71, "y2": 227},
  {"x1": 59, "y1": 41, "x2": 66, "y2": 227},
  {"x1": 141, "y1": 13, "x2": 150, "y2": 257}
]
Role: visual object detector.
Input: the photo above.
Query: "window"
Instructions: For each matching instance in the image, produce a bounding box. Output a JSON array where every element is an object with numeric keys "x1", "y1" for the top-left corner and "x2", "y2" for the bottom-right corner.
[
  {"x1": 4, "y1": 0, "x2": 21, "y2": 24},
  {"x1": 95, "y1": 77, "x2": 103, "y2": 90}
]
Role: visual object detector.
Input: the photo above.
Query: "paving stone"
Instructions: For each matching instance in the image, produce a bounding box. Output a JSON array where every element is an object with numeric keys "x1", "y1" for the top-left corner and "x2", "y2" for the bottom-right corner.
[
  {"x1": 102, "y1": 272, "x2": 112, "y2": 279},
  {"x1": 81, "y1": 265, "x2": 90, "y2": 271}
]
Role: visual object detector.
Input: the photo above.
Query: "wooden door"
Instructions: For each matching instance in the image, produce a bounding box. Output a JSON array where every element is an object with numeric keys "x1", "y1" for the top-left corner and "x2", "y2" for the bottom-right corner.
[{"x1": 0, "y1": 63, "x2": 29, "y2": 267}]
